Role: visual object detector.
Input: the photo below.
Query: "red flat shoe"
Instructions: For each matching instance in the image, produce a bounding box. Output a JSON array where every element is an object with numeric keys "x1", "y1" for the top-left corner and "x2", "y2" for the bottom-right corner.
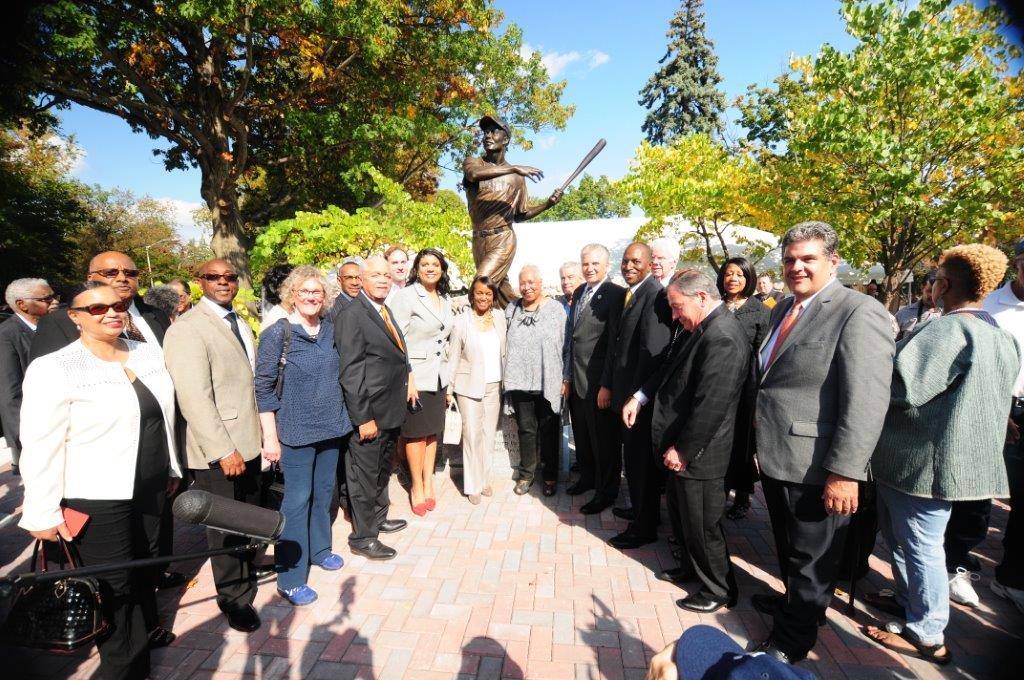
[
  {"x1": 425, "y1": 498, "x2": 436, "y2": 511},
  {"x1": 412, "y1": 503, "x2": 427, "y2": 516}
]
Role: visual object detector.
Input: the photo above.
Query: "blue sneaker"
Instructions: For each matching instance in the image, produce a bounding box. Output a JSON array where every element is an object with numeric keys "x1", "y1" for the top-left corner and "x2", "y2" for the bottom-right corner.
[
  {"x1": 316, "y1": 553, "x2": 345, "y2": 571},
  {"x1": 277, "y1": 584, "x2": 318, "y2": 606}
]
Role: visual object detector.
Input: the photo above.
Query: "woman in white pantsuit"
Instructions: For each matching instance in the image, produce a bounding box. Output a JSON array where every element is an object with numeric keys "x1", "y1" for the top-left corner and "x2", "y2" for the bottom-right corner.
[{"x1": 447, "y1": 276, "x2": 506, "y2": 504}]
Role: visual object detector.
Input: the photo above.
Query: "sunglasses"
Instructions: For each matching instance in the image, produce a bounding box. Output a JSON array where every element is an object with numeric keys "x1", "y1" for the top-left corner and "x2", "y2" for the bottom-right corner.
[
  {"x1": 24, "y1": 294, "x2": 60, "y2": 303},
  {"x1": 90, "y1": 268, "x2": 140, "y2": 278},
  {"x1": 198, "y1": 273, "x2": 240, "y2": 283},
  {"x1": 70, "y1": 299, "x2": 131, "y2": 316}
]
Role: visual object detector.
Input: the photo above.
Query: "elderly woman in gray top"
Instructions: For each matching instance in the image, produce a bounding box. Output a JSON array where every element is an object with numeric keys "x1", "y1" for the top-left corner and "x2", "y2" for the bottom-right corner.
[
  {"x1": 865, "y1": 244, "x2": 1019, "y2": 666},
  {"x1": 390, "y1": 248, "x2": 454, "y2": 515},
  {"x1": 504, "y1": 265, "x2": 566, "y2": 497}
]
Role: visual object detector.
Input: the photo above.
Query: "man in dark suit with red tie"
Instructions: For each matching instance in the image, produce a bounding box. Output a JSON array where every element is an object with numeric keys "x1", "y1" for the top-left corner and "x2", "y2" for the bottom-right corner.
[{"x1": 337, "y1": 255, "x2": 411, "y2": 560}]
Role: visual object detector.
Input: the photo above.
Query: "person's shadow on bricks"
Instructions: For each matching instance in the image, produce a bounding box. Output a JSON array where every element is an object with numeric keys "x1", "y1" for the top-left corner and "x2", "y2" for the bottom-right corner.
[
  {"x1": 578, "y1": 595, "x2": 654, "y2": 677},
  {"x1": 463, "y1": 635, "x2": 521, "y2": 679}
]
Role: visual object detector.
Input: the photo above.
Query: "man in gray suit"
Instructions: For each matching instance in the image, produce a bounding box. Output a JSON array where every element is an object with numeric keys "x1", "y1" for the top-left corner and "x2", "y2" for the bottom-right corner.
[
  {"x1": 0, "y1": 278, "x2": 58, "y2": 474},
  {"x1": 752, "y1": 222, "x2": 894, "y2": 664}
]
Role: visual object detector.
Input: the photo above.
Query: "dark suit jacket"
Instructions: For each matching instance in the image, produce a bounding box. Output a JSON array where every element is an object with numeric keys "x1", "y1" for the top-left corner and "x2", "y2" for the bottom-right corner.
[
  {"x1": 602, "y1": 276, "x2": 673, "y2": 409},
  {"x1": 28, "y1": 297, "x2": 171, "y2": 363},
  {"x1": 562, "y1": 280, "x2": 626, "y2": 400},
  {"x1": 330, "y1": 291, "x2": 356, "y2": 322},
  {"x1": 650, "y1": 305, "x2": 750, "y2": 480},
  {"x1": 336, "y1": 294, "x2": 411, "y2": 431},
  {"x1": 0, "y1": 315, "x2": 34, "y2": 454}
]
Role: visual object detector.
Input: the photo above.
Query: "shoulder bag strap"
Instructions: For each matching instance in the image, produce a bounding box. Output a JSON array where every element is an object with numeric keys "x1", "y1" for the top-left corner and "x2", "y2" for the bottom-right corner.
[{"x1": 274, "y1": 319, "x2": 293, "y2": 400}]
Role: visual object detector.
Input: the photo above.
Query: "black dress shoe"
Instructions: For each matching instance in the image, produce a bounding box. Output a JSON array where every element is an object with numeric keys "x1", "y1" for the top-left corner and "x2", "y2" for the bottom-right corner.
[
  {"x1": 566, "y1": 482, "x2": 594, "y2": 496},
  {"x1": 676, "y1": 592, "x2": 736, "y2": 613},
  {"x1": 254, "y1": 562, "x2": 278, "y2": 578},
  {"x1": 513, "y1": 480, "x2": 532, "y2": 495},
  {"x1": 378, "y1": 519, "x2": 407, "y2": 533},
  {"x1": 671, "y1": 547, "x2": 684, "y2": 561},
  {"x1": 580, "y1": 497, "x2": 614, "y2": 515},
  {"x1": 612, "y1": 507, "x2": 636, "y2": 521},
  {"x1": 350, "y1": 540, "x2": 397, "y2": 561},
  {"x1": 656, "y1": 567, "x2": 697, "y2": 586},
  {"x1": 156, "y1": 571, "x2": 187, "y2": 590},
  {"x1": 222, "y1": 604, "x2": 261, "y2": 633},
  {"x1": 608, "y1": 530, "x2": 657, "y2": 549},
  {"x1": 751, "y1": 592, "x2": 784, "y2": 616},
  {"x1": 753, "y1": 639, "x2": 802, "y2": 664}
]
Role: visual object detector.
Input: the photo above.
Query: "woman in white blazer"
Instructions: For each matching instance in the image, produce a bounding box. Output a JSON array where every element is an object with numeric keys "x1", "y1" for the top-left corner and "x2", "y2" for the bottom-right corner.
[
  {"x1": 447, "y1": 276, "x2": 507, "y2": 504},
  {"x1": 19, "y1": 282, "x2": 183, "y2": 679},
  {"x1": 389, "y1": 248, "x2": 454, "y2": 515}
]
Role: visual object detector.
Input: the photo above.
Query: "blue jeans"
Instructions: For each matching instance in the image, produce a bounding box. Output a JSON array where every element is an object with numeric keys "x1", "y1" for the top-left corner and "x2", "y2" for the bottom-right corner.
[
  {"x1": 276, "y1": 438, "x2": 340, "y2": 590},
  {"x1": 877, "y1": 484, "x2": 952, "y2": 646}
]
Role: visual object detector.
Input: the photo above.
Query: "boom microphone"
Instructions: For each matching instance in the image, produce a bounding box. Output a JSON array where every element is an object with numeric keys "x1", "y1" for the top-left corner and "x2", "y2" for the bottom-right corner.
[{"x1": 173, "y1": 490, "x2": 285, "y2": 542}]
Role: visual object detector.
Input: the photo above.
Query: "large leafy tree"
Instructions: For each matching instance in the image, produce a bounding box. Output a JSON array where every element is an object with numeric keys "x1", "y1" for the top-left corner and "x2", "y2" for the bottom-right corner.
[
  {"x1": 638, "y1": 0, "x2": 726, "y2": 144},
  {"x1": 739, "y1": 0, "x2": 1024, "y2": 305},
  {"x1": 20, "y1": 1, "x2": 572, "y2": 289},
  {"x1": 533, "y1": 174, "x2": 630, "y2": 222},
  {"x1": 623, "y1": 134, "x2": 776, "y2": 274}
]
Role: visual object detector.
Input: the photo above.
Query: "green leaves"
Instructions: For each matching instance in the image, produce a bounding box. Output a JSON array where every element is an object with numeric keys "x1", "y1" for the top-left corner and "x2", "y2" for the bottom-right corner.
[{"x1": 534, "y1": 174, "x2": 630, "y2": 222}]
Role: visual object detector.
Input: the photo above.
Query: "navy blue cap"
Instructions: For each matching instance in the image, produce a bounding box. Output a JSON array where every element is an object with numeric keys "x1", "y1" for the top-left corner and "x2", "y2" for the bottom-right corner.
[
  {"x1": 674, "y1": 626, "x2": 818, "y2": 680},
  {"x1": 1015, "y1": 240, "x2": 1024, "y2": 257}
]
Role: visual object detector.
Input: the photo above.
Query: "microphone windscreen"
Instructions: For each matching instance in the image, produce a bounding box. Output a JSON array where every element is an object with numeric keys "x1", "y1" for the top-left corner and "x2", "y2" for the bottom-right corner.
[{"x1": 173, "y1": 490, "x2": 285, "y2": 542}]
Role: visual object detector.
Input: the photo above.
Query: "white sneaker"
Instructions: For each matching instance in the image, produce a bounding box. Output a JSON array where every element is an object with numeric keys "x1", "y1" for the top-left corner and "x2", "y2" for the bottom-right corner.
[
  {"x1": 991, "y1": 579, "x2": 1024, "y2": 614},
  {"x1": 948, "y1": 567, "x2": 981, "y2": 607}
]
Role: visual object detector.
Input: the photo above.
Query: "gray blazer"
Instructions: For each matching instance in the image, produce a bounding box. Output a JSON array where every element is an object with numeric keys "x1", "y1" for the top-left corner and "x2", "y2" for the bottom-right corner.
[
  {"x1": 447, "y1": 309, "x2": 506, "y2": 400},
  {"x1": 755, "y1": 281, "x2": 895, "y2": 485},
  {"x1": 390, "y1": 282, "x2": 454, "y2": 391}
]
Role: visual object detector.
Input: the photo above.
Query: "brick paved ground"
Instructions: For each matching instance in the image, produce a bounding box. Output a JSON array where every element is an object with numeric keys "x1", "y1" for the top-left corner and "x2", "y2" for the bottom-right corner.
[{"x1": 0, "y1": 431, "x2": 1019, "y2": 679}]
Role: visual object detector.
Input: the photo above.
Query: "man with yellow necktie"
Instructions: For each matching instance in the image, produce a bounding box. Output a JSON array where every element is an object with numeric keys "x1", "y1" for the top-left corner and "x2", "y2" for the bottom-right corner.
[{"x1": 336, "y1": 256, "x2": 412, "y2": 561}]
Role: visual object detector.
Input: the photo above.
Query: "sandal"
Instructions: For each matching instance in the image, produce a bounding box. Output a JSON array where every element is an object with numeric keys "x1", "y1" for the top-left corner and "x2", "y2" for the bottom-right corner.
[
  {"x1": 725, "y1": 503, "x2": 750, "y2": 520},
  {"x1": 862, "y1": 589, "x2": 907, "y2": 619},
  {"x1": 863, "y1": 626, "x2": 952, "y2": 666},
  {"x1": 543, "y1": 482, "x2": 557, "y2": 497},
  {"x1": 148, "y1": 626, "x2": 177, "y2": 649}
]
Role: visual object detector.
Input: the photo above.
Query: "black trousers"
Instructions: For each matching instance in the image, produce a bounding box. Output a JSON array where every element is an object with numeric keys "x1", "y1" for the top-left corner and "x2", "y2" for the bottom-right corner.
[
  {"x1": 672, "y1": 475, "x2": 736, "y2": 600},
  {"x1": 510, "y1": 392, "x2": 561, "y2": 483},
  {"x1": 191, "y1": 456, "x2": 262, "y2": 611},
  {"x1": 568, "y1": 391, "x2": 621, "y2": 500},
  {"x1": 63, "y1": 497, "x2": 161, "y2": 680},
  {"x1": 622, "y1": 405, "x2": 663, "y2": 538},
  {"x1": 997, "y1": 406, "x2": 1024, "y2": 589},
  {"x1": 762, "y1": 475, "x2": 851, "y2": 658},
  {"x1": 943, "y1": 499, "x2": 991, "y2": 572},
  {"x1": 346, "y1": 427, "x2": 398, "y2": 548},
  {"x1": 330, "y1": 431, "x2": 353, "y2": 523},
  {"x1": 664, "y1": 477, "x2": 688, "y2": 557}
]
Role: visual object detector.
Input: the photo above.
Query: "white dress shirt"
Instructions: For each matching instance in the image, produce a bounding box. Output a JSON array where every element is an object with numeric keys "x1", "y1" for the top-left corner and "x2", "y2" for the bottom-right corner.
[
  {"x1": 201, "y1": 295, "x2": 254, "y2": 366},
  {"x1": 759, "y1": 278, "x2": 837, "y2": 370},
  {"x1": 983, "y1": 281, "x2": 1024, "y2": 397},
  {"x1": 128, "y1": 301, "x2": 160, "y2": 346},
  {"x1": 16, "y1": 313, "x2": 37, "y2": 332}
]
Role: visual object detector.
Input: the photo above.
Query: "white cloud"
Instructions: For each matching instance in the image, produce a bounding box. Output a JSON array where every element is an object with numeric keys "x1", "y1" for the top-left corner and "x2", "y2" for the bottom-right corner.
[
  {"x1": 520, "y1": 42, "x2": 580, "y2": 77},
  {"x1": 157, "y1": 197, "x2": 207, "y2": 242},
  {"x1": 538, "y1": 135, "x2": 557, "y2": 150},
  {"x1": 588, "y1": 51, "x2": 610, "y2": 69}
]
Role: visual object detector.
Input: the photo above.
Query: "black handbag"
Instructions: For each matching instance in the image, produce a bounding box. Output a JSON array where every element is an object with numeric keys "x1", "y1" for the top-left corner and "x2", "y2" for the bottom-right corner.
[
  {"x1": 273, "y1": 319, "x2": 293, "y2": 400},
  {"x1": 1, "y1": 538, "x2": 109, "y2": 651}
]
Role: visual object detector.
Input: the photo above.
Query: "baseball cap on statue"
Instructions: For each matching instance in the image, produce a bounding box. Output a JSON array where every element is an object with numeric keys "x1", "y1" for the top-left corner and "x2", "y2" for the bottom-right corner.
[
  {"x1": 1015, "y1": 239, "x2": 1024, "y2": 258},
  {"x1": 673, "y1": 626, "x2": 818, "y2": 680},
  {"x1": 479, "y1": 114, "x2": 511, "y2": 136}
]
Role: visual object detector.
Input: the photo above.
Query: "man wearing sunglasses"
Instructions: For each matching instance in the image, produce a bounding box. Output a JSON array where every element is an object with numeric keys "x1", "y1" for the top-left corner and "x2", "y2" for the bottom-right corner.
[
  {"x1": 29, "y1": 251, "x2": 172, "y2": 362},
  {"x1": 164, "y1": 259, "x2": 264, "y2": 632},
  {"x1": 1, "y1": 278, "x2": 59, "y2": 475}
]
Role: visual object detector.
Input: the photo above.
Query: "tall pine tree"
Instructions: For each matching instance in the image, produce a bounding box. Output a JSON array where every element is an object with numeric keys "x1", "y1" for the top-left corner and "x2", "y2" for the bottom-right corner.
[{"x1": 639, "y1": 0, "x2": 726, "y2": 144}]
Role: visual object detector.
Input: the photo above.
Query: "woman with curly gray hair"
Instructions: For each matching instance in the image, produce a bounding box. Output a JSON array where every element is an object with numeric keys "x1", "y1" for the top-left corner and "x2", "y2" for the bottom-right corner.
[
  {"x1": 254, "y1": 265, "x2": 353, "y2": 606},
  {"x1": 865, "y1": 244, "x2": 1019, "y2": 665}
]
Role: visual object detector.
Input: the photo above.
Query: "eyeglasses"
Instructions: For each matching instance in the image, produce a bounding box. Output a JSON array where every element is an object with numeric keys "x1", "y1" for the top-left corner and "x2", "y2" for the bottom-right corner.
[
  {"x1": 296, "y1": 289, "x2": 325, "y2": 299},
  {"x1": 198, "y1": 273, "x2": 240, "y2": 283},
  {"x1": 90, "y1": 267, "x2": 140, "y2": 278},
  {"x1": 23, "y1": 294, "x2": 59, "y2": 303},
  {"x1": 69, "y1": 300, "x2": 131, "y2": 315}
]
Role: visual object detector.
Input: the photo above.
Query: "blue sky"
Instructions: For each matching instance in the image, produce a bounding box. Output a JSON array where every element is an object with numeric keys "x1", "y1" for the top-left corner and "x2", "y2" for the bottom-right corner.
[{"x1": 58, "y1": 1, "x2": 858, "y2": 240}]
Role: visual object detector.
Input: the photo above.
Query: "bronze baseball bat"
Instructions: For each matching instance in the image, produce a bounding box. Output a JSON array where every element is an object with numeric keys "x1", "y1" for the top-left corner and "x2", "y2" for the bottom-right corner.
[{"x1": 556, "y1": 138, "x2": 607, "y2": 194}]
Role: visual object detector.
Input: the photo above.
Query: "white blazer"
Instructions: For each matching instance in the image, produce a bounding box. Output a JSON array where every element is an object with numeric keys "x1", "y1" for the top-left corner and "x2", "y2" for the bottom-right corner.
[
  {"x1": 389, "y1": 282, "x2": 454, "y2": 390},
  {"x1": 447, "y1": 309, "x2": 506, "y2": 400},
  {"x1": 18, "y1": 340, "x2": 182, "y2": 532}
]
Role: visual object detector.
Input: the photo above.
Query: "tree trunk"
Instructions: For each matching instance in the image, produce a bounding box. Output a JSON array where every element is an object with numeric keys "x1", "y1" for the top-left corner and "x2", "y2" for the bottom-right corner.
[
  {"x1": 881, "y1": 268, "x2": 909, "y2": 311},
  {"x1": 200, "y1": 166, "x2": 254, "y2": 294}
]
